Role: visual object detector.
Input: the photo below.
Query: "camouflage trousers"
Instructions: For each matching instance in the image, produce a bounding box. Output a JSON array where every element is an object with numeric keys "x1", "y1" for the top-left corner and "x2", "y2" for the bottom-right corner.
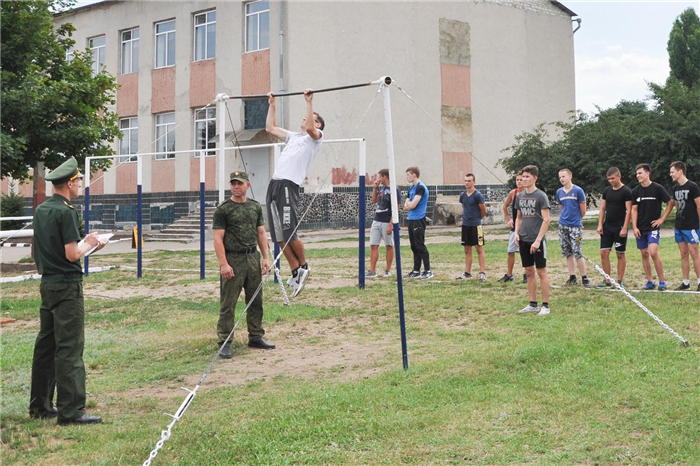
[{"x1": 217, "y1": 251, "x2": 264, "y2": 345}]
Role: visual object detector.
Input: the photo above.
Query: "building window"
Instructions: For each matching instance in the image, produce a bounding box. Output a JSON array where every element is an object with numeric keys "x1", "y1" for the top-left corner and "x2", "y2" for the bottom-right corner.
[
  {"x1": 88, "y1": 35, "x2": 106, "y2": 75},
  {"x1": 244, "y1": 100, "x2": 268, "y2": 129},
  {"x1": 119, "y1": 117, "x2": 139, "y2": 162},
  {"x1": 194, "y1": 10, "x2": 216, "y2": 61},
  {"x1": 121, "y1": 28, "x2": 139, "y2": 74},
  {"x1": 155, "y1": 113, "x2": 176, "y2": 159},
  {"x1": 66, "y1": 45, "x2": 74, "y2": 62},
  {"x1": 194, "y1": 107, "x2": 216, "y2": 156},
  {"x1": 155, "y1": 20, "x2": 176, "y2": 68},
  {"x1": 245, "y1": 1, "x2": 269, "y2": 52}
]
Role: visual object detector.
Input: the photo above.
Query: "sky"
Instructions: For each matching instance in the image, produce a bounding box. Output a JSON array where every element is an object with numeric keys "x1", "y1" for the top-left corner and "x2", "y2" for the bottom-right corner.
[{"x1": 73, "y1": 0, "x2": 699, "y2": 115}]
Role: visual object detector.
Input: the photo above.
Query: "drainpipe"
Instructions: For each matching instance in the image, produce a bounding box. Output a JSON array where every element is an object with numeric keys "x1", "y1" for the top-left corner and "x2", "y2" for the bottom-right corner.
[
  {"x1": 278, "y1": 0, "x2": 285, "y2": 127},
  {"x1": 572, "y1": 17, "x2": 581, "y2": 34}
]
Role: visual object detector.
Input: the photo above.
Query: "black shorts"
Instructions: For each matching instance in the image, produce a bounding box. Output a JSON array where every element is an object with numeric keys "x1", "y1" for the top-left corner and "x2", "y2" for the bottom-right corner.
[
  {"x1": 461, "y1": 225, "x2": 485, "y2": 246},
  {"x1": 519, "y1": 239, "x2": 547, "y2": 269},
  {"x1": 266, "y1": 179, "x2": 300, "y2": 244},
  {"x1": 600, "y1": 224, "x2": 627, "y2": 253}
]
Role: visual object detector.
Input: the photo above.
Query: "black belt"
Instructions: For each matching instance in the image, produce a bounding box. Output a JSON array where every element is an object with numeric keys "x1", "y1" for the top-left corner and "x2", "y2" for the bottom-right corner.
[{"x1": 227, "y1": 247, "x2": 257, "y2": 255}]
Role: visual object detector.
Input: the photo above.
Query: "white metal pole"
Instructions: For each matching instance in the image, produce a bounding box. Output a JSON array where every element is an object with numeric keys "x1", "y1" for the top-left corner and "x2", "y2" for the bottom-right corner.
[{"x1": 217, "y1": 94, "x2": 228, "y2": 204}]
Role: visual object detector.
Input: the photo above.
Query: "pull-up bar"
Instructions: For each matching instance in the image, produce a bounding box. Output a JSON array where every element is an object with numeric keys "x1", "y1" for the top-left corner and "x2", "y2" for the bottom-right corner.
[{"x1": 224, "y1": 76, "x2": 393, "y2": 100}]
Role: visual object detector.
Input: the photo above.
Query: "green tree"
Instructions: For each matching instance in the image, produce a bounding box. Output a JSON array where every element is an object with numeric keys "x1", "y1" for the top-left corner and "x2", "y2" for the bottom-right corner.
[
  {"x1": 668, "y1": 7, "x2": 700, "y2": 88},
  {"x1": 1, "y1": 0, "x2": 121, "y2": 181},
  {"x1": 1, "y1": 183, "x2": 29, "y2": 230}
]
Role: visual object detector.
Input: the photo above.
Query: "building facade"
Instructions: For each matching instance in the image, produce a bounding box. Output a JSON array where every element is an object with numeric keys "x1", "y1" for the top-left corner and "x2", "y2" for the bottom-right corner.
[{"x1": 3, "y1": 0, "x2": 576, "y2": 229}]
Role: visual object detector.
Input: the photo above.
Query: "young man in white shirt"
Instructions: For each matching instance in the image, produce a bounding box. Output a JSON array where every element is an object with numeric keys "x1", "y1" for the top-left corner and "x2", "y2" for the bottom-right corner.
[{"x1": 265, "y1": 90, "x2": 324, "y2": 297}]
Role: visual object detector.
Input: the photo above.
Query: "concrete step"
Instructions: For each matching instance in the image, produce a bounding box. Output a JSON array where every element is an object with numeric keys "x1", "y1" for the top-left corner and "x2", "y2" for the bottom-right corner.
[
  {"x1": 146, "y1": 237, "x2": 197, "y2": 244},
  {"x1": 145, "y1": 232, "x2": 199, "y2": 240},
  {"x1": 157, "y1": 228, "x2": 203, "y2": 234}
]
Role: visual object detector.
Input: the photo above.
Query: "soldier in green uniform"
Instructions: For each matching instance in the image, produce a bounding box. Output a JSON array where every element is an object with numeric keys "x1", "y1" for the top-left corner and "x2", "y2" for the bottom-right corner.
[
  {"x1": 214, "y1": 171, "x2": 275, "y2": 358},
  {"x1": 30, "y1": 157, "x2": 107, "y2": 425}
]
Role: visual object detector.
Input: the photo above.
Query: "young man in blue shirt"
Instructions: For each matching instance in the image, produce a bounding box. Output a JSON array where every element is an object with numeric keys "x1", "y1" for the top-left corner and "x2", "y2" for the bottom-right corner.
[
  {"x1": 556, "y1": 169, "x2": 590, "y2": 287},
  {"x1": 455, "y1": 173, "x2": 487, "y2": 282},
  {"x1": 403, "y1": 166, "x2": 432, "y2": 280}
]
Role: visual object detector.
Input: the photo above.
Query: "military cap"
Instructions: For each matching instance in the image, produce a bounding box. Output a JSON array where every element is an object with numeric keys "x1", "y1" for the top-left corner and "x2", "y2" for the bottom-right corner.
[
  {"x1": 230, "y1": 171, "x2": 249, "y2": 182},
  {"x1": 45, "y1": 157, "x2": 83, "y2": 184}
]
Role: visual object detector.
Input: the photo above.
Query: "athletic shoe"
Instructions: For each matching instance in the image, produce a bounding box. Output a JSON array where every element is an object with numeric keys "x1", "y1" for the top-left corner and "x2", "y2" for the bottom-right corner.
[
  {"x1": 537, "y1": 306, "x2": 550, "y2": 316},
  {"x1": 675, "y1": 283, "x2": 691, "y2": 291},
  {"x1": 497, "y1": 274, "x2": 514, "y2": 283},
  {"x1": 595, "y1": 281, "x2": 612, "y2": 289},
  {"x1": 292, "y1": 267, "x2": 310, "y2": 297},
  {"x1": 522, "y1": 274, "x2": 528, "y2": 283},
  {"x1": 582, "y1": 277, "x2": 591, "y2": 288},
  {"x1": 406, "y1": 270, "x2": 421, "y2": 278},
  {"x1": 564, "y1": 277, "x2": 578, "y2": 286},
  {"x1": 418, "y1": 270, "x2": 433, "y2": 280},
  {"x1": 517, "y1": 304, "x2": 539, "y2": 314},
  {"x1": 365, "y1": 270, "x2": 377, "y2": 278},
  {"x1": 383, "y1": 270, "x2": 392, "y2": 278},
  {"x1": 617, "y1": 280, "x2": 624, "y2": 287},
  {"x1": 658, "y1": 281, "x2": 667, "y2": 291},
  {"x1": 643, "y1": 281, "x2": 656, "y2": 291},
  {"x1": 478, "y1": 272, "x2": 487, "y2": 283},
  {"x1": 455, "y1": 272, "x2": 472, "y2": 280},
  {"x1": 287, "y1": 276, "x2": 295, "y2": 288}
]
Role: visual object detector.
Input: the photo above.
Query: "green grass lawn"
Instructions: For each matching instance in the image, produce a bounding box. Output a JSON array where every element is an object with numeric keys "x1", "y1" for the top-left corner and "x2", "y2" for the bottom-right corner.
[{"x1": 1, "y1": 233, "x2": 699, "y2": 465}]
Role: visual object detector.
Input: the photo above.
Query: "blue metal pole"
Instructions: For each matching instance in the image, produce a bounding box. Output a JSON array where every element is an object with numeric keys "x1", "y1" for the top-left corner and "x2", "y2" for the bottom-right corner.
[
  {"x1": 358, "y1": 174, "x2": 366, "y2": 289},
  {"x1": 393, "y1": 223, "x2": 408, "y2": 370},
  {"x1": 84, "y1": 186, "x2": 90, "y2": 276},
  {"x1": 200, "y1": 181, "x2": 206, "y2": 280},
  {"x1": 274, "y1": 243, "x2": 281, "y2": 283},
  {"x1": 137, "y1": 183, "x2": 143, "y2": 279}
]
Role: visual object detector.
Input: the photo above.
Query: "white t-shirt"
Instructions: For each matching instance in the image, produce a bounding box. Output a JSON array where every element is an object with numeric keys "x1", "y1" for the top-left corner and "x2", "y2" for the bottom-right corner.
[{"x1": 272, "y1": 130, "x2": 324, "y2": 186}]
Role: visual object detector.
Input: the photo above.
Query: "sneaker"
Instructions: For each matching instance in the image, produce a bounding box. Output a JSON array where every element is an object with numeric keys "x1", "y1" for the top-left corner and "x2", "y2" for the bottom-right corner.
[
  {"x1": 582, "y1": 277, "x2": 591, "y2": 288},
  {"x1": 618, "y1": 280, "x2": 624, "y2": 287},
  {"x1": 455, "y1": 272, "x2": 472, "y2": 280},
  {"x1": 418, "y1": 270, "x2": 433, "y2": 280},
  {"x1": 497, "y1": 274, "x2": 514, "y2": 283},
  {"x1": 292, "y1": 267, "x2": 310, "y2": 297},
  {"x1": 365, "y1": 270, "x2": 377, "y2": 278},
  {"x1": 643, "y1": 281, "x2": 656, "y2": 291},
  {"x1": 595, "y1": 281, "x2": 612, "y2": 289},
  {"x1": 517, "y1": 304, "x2": 539, "y2": 314},
  {"x1": 406, "y1": 270, "x2": 421, "y2": 278},
  {"x1": 522, "y1": 274, "x2": 528, "y2": 284},
  {"x1": 658, "y1": 281, "x2": 667, "y2": 291},
  {"x1": 478, "y1": 272, "x2": 487, "y2": 283},
  {"x1": 537, "y1": 306, "x2": 550, "y2": 316},
  {"x1": 286, "y1": 276, "x2": 295, "y2": 288},
  {"x1": 383, "y1": 270, "x2": 392, "y2": 277},
  {"x1": 675, "y1": 283, "x2": 691, "y2": 291},
  {"x1": 564, "y1": 277, "x2": 578, "y2": 286}
]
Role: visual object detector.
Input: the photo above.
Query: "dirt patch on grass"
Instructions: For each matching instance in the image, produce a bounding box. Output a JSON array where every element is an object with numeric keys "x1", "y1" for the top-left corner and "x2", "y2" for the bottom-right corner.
[
  {"x1": 1, "y1": 263, "x2": 38, "y2": 277},
  {"x1": 112, "y1": 316, "x2": 395, "y2": 402}
]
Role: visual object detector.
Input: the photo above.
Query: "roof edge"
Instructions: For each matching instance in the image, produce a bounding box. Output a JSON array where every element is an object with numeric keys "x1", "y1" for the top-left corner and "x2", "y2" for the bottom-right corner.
[{"x1": 550, "y1": 0, "x2": 577, "y2": 17}]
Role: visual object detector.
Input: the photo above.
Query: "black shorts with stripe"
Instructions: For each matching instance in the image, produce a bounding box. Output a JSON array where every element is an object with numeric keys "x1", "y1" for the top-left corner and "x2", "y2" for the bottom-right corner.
[
  {"x1": 266, "y1": 179, "x2": 300, "y2": 244},
  {"x1": 461, "y1": 225, "x2": 485, "y2": 246}
]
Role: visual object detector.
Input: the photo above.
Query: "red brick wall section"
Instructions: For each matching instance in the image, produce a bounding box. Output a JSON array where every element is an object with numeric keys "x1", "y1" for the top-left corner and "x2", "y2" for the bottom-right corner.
[
  {"x1": 189, "y1": 156, "x2": 217, "y2": 191},
  {"x1": 442, "y1": 152, "x2": 472, "y2": 184},
  {"x1": 151, "y1": 67, "x2": 176, "y2": 114},
  {"x1": 241, "y1": 50, "x2": 270, "y2": 95},
  {"x1": 117, "y1": 73, "x2": 139, "y2": 117},
  {"x1": 89, "y1": 169, "x2": 105, "y2": 195},
  {"x1": 151, "y1": 159, "x2": 176, "y2": 192},
  {"x1": 440, "y1": 63, "x2": 471, "y2": 109},
  {"x1": 189, "y1": 59, "x2": 217, "y2": 108},
  {"x1": 116, "y1": 163, "x2": 137, "y2": 194}
]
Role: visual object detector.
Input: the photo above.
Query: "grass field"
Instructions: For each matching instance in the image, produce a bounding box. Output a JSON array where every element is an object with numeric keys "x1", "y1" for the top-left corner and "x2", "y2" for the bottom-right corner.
[{"x1": 1, "y1": 232, "x2": 699, "y2": 465}]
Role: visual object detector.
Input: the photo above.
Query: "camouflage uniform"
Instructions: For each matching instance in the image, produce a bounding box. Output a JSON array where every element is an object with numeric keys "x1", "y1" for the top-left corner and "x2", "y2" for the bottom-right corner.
[{"x1": 213, "y1": 198, "x2": 266, "y2": 345}]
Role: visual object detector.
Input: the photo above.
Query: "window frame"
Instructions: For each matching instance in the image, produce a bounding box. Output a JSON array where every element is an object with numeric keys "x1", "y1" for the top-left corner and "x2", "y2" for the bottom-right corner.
[
  {"x1": 120, "y1": 27, "x2": 140, "y2": 74},
  {"x1": 193, "y1": 107, "x2": 217, "y2": 157},
  {"x1": 88, "y1": 35, "x2": 106, "y2": 75},
  {"x1": 155, "y1": 113, "x2": 176, "y2": 160},
  {"x1": 193, "y1": 10, "x2": 216, "y2": 62},
  {"x1": 245, "y1": 1, "x2": 270, "y2": 53},
  {"x1": 119, "y1": 117, "x2": 139, "y2": 163},
  {"x1": 154, "y1": 19, "x2": 176, "y2": 69}
]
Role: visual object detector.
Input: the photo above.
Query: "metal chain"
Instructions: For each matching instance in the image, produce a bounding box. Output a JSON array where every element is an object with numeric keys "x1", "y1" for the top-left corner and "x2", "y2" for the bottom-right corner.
[
  {"x1": 583, "y1": 256, "x2": 689, "y2": 346},
  {"x1": 143, "y1": 386, "x2": 199, "y2": 466}
]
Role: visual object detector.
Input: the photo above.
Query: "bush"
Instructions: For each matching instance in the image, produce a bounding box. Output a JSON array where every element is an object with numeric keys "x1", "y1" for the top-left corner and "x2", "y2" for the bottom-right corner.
[{"x1": 1, "y1": 182, "x2": 29, "y2": 230}]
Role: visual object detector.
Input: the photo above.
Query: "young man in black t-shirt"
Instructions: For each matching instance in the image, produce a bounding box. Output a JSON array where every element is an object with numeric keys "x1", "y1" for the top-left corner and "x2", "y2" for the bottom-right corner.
[
  {"x1": 595, "y1": 167, "x2": 633, "y2": 288},
  {"x1": 669, "y1": 161, "x2": 700, "y2": 291},
  {"x1": 631, "y1": 163, "x2": 673, "y2": 291}
]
